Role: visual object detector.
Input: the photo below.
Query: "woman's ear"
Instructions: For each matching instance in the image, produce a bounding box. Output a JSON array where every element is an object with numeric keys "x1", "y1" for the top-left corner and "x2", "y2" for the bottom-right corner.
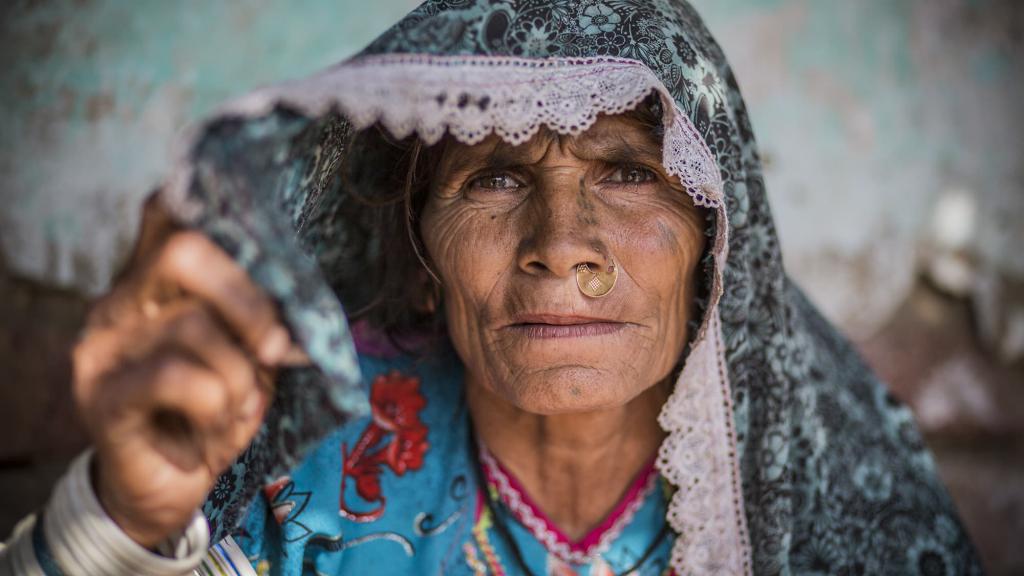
[
  {"x1": 411, "y1": 266, "x2": 442, "y2": 315},
  {"x1": 423, "y1": 282, "x2": 442, "y2": 315}
]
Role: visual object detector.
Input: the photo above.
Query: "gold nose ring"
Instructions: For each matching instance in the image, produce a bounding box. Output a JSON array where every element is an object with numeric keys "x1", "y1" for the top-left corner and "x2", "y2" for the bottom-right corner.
[{"x1": 576, "y1": 260, "x2": 618, "y2": 298}]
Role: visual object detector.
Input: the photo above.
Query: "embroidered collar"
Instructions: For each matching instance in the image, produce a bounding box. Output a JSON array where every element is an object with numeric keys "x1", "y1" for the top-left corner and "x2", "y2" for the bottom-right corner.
[{"x1": 477, "y1": 444, "x2": 660, "y2": 565}]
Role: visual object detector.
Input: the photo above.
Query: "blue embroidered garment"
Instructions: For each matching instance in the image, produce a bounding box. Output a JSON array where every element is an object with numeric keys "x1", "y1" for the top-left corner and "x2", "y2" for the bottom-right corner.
[
  {"x1": 163, "y1": 0, "x2": 984, "y2": 574},
  {"x1": 229, "y1": 347, "x2": 674, "y2": 575}
]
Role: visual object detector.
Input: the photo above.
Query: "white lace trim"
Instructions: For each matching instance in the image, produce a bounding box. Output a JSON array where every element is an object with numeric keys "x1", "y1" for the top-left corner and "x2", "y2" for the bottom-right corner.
[
  {"x1": 478, "y1": 446, "x2": 657, "y2": 566},
  {"x1": 211, "y1": 54, "x2": 723, "y2": 209},
  {"x1": 658, "y1": 307, "x2": 752, "y2": 576}
]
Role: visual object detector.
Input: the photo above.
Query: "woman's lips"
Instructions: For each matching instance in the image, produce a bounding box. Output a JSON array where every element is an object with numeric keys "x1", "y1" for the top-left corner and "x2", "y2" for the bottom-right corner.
[{"x1": 503, "y1": 314, "x2": 627, "y2": 339}]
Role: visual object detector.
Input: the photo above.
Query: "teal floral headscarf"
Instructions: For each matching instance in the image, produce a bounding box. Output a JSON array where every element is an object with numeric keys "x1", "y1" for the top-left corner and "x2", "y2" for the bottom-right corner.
[{"x1": 163, "y1": 0, "x2": 983, "y2": 573}]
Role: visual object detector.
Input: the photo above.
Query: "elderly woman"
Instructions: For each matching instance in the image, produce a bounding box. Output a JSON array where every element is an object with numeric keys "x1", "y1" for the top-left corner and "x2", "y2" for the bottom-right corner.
[{"x1": 2, "y1": 1, "x2": 982, "y2": 575}]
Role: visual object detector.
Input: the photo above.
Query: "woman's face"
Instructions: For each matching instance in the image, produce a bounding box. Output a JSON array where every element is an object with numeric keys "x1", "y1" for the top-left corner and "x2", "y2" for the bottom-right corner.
[{"x1": 420, "y1": 112, "x2": 706, "y2": 414}]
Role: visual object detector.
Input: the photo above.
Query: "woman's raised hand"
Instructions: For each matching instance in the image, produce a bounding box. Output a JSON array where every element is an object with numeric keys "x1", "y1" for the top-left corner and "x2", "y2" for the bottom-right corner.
[{"x1": 71, "y1": 193, "x2": 303, "y2": 549}]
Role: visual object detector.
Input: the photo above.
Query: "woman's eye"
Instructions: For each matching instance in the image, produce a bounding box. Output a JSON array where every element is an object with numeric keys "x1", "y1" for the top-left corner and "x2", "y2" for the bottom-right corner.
[
  {"x1": 469, "y1": 173, "x2": 522, "y2": 191},
  {"x1": 607, "y1": 165, "x2": 657, "y2": 185}
]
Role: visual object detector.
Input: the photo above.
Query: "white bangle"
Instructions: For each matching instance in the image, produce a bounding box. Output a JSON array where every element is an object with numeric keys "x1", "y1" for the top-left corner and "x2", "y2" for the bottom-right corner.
[{"x1": 41, "y1": 449, "x2": 210, "y2": 576}]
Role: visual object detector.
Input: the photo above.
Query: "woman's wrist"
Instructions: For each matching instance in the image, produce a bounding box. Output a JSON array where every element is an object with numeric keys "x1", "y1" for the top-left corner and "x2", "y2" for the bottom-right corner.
[
  {"x1": 41, "y1": 449, "x2": 211, "y2": 575},
  {"x1": 90, "y1": 454, "x2": 169, "y2": 551}
]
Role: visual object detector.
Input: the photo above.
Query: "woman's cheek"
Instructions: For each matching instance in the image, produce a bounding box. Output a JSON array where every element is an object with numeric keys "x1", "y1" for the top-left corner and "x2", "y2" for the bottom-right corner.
[
  {"x1": 446, "y1": 209, "x2": 510, "y2": 280},
  {"x1": 611, "y1": 204, "x2": 704, "y2": 363},
  {"x1": 423, "y1": 203, "x2": 513, "y2": 326},
  {"x1": 611, "y1": 211, "x2": 687, "y2": 288},
  {"x1": 425, "y1": 204, "x2": 481, "y2": 278}
]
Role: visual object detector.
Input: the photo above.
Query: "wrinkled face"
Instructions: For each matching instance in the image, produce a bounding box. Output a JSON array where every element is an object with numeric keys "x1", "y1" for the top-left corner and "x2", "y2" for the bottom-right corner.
[{"x1": 420, "y1": 113, "x2": 706, "y2": 414}]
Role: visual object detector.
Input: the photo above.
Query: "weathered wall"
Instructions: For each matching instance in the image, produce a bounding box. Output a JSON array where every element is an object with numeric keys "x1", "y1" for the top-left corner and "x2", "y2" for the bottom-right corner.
[{"x1": 0, "y1": 0, "x2": 423, "y2": 295}]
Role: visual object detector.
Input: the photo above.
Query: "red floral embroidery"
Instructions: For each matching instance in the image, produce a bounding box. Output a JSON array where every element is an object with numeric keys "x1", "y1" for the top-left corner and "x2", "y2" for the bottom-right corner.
[
  {"x1": 261, "y1": 475, "x2": 313, "y2": 541},
  {"x1": 340, "y1": 370, "x2": 429, "y2": 522},
  {"x1": 264, "y1": 476, "x2": 294, "y2": 524}
]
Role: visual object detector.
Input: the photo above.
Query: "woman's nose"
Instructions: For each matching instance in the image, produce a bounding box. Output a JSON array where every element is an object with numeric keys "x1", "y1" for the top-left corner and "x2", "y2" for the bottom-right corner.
[{"x1": 516, "y1": 180, "x2": 610, "y2": 278}]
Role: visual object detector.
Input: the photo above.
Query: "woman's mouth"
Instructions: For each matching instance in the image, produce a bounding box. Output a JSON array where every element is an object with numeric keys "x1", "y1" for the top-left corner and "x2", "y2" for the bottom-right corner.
[{"x1": 503, "y1": 314, "x2": 627, "y2": 339}]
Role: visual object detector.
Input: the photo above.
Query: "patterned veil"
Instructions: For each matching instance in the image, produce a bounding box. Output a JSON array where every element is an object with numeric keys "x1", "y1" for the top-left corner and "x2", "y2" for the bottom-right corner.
[{"x1": 162, "y1": 0, "x2": 982, "y2": 573}]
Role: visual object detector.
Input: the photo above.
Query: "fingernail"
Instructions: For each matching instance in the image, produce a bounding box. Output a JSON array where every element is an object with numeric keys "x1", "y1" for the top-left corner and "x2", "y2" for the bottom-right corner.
[
  {"x1": 241, "y1": 392, "x2": 262, "y2": 421},
  {"x1": 258, "y1": 326, "x2": 289, "y2": 364}
]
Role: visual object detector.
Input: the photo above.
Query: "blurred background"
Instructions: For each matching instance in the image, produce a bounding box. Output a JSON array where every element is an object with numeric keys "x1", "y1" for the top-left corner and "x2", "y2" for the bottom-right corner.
[{"x1": 0, "y1": 0, "x2": 1020, "y2": 573}]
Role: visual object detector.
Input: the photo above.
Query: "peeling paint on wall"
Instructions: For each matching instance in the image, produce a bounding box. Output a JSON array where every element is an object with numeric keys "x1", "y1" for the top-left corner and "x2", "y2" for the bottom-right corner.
[{"x1": 0, "y1": 0, "x2": 422, "y2": 294}]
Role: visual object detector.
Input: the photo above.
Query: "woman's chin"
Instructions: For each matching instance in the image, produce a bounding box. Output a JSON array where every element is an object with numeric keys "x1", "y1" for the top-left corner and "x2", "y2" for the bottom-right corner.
[{"x1": 494, "y1": 365, "x2": 646, "y2": 415}]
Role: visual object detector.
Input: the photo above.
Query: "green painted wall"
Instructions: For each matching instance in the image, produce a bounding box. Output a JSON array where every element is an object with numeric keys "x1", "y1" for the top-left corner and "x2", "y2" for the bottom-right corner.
[{"x1": 0, "y1": 0, "x2": 422, "y2": 291}]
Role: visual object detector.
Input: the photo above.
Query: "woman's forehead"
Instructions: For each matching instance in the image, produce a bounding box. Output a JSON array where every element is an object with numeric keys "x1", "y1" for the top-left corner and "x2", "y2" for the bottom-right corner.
[{"x1": 437, "y1": 113, "x2": 664, "y2": 176}]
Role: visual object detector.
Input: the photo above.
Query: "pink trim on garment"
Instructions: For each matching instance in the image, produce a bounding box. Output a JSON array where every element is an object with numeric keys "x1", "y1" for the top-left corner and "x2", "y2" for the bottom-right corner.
[{"x1": 477, "y1": 444, "x2": 658, "y2": 565}]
